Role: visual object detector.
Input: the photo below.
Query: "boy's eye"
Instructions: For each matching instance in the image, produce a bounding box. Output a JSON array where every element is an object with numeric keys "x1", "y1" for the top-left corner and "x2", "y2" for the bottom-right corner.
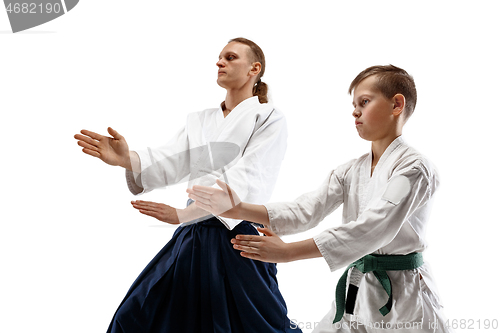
[{"x1": 362, "y1": 99, "x2": 369, "y2": 106}]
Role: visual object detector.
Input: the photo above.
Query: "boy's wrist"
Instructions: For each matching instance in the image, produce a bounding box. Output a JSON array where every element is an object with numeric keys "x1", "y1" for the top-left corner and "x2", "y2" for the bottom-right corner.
[
  {"x1": 232, "y1": 202, "x2": 244, "y2": 220},
  {"x1": 286, "y1": 242, "x2": 300, "y2": 262},
  {"x1": 286, "y1": 239, "x2": 323, "y2": 262}
]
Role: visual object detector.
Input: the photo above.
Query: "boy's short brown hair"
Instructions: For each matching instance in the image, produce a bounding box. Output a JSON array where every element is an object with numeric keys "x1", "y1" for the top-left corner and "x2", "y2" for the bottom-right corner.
[{"x1": 349, "y1": 65, "x2": 417, "y2": 121}]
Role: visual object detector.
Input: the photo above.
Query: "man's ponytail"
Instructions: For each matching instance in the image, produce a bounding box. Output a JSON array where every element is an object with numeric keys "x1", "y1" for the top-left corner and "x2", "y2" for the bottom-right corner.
[{"x1": 253, "y1": 79, "x2": 268, "y2": 104}]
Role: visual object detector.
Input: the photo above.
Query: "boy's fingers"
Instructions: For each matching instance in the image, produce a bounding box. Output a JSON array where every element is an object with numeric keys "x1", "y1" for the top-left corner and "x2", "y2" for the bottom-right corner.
[
  {"x1": 234, "y1": 244, "x2": 260, "y2": 253},
  {"x1": 188, "y1": 193, "x2": 211, "y2": 205},
  {"x1": 232, "y1": 240, "x2": 261, "y2": 247},
  {"x1": 188, "y1": 190, "x2": 212, "y2": 200},
  {"x1": 257, "y1": 227, "x2": 275, "y2": 237},
  {"x1": 235, "y1": 234, "x2": 258, "y2": 241},
  {"x1": 191, "y1": 185, "x2": 216, "y2": 195},
  {"x1": 216, "y1": 179, "x2": 230, "y2": 193},
  {"x1": 240, "y1": 252, "x2": 261, "y2": 260},
  {"x1": 194, "y1": 201, "x2": 212, "y2": 211}
]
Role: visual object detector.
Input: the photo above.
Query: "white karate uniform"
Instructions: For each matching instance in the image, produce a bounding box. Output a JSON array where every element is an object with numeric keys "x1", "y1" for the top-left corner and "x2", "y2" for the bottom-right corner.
[
  {"x1": 265, "y1": 136, "x2": 453, "y2": 332},
  {"x1": 126, "y1": 96, "x2": 287, "y2": 230}
]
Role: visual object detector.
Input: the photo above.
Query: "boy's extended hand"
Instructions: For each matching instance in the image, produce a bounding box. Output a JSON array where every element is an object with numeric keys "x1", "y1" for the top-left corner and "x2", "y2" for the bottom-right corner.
[
  {"x1": 231, "y1": 227, "x2": 290, "y2": 263},
  {"x1": 186, "y1": 179, "x2": 241, "y2": 216}
]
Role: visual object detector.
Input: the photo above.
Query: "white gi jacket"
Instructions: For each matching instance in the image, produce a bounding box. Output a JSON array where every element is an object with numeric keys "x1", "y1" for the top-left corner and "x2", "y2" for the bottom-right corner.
[
  {"x1": 266, "y1": 136, "x2": 449, "y2": 331},
  {"x1": 126, "y1": 96, "x2": 287, "y2": 230}
]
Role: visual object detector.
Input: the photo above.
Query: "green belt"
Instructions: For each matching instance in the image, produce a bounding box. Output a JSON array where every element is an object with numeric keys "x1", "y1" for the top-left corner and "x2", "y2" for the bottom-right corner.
[{"x1": 333, "y1": 252, "x2": 424, "y2": 324}]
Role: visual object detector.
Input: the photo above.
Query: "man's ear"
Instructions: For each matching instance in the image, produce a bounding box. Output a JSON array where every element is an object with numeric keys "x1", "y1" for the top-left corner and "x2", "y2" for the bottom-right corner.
[
  {"x1": 392, "y1": 94, "x2": 406, "y2": 116},
  {"x1": 249, "y1": 62, "x2": 262, "y2": 78}
]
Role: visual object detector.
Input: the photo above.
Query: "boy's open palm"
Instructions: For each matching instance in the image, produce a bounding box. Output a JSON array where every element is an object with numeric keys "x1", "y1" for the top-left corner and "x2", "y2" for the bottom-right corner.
[{"x1": 187, "y1": 179, "x2": 241, "y2": 216}]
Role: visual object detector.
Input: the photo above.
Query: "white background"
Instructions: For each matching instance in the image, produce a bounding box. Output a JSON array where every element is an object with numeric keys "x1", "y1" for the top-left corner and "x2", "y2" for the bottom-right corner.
[{"x1": 1, "y1": 1, "x2": 499, "y2": 332}]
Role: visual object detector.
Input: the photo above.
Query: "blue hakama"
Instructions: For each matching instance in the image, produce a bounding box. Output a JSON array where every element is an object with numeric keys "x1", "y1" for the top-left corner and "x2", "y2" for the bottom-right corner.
[{"x1": 107, "y1": 218, "x2": 301, "y2": 333}]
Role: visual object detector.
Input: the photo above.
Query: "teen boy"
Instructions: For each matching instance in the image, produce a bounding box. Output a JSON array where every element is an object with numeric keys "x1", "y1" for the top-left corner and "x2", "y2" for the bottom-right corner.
[{"x1": 187, "y1": 65, "x2": 453, "y2": 332}]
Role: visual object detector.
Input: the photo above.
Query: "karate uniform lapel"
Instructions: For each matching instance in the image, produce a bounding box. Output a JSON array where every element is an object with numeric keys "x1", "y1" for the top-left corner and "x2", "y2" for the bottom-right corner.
[
  {"x1": 209, "y1": 97, "x2": 261, "y2": 143},
  {"x1": 360, "y1": 136, "x2": 405, "y2": 213}
]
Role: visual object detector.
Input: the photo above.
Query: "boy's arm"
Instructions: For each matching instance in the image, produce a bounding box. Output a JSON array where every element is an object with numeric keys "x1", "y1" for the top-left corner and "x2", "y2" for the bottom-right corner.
[
  {"x1": 232, "y1": 164, "x2": 436, "y2": 268},
  {"x1": 232, "y1": 227, "x2": 322, "y2": 263},
  {"x1": 315, "y1": 166, "x2": 436, "y2": 271},
  {"x1": 187, "y1": 167, "x2": 347, "y2": 233},
  {"x1": 187, "y1": 180, "x2": 272, "y2": 225},
  {"x1": 264, "y1": 169, "x2": 346, "y2": 236}
]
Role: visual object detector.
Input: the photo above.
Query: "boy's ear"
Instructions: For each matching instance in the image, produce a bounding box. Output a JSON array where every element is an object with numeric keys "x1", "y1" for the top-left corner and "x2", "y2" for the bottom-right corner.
[{"x1": 392, "y1": 94, "x2": 405, "y2": 116}]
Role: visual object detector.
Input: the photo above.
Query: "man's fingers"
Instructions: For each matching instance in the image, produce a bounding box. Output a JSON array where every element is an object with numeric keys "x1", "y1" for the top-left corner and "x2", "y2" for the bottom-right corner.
[
  {"x1": 77, "y1": 140, "x2": 99, "y2": 151},
  {"x1": 108, "y1": 127, "x2": 123, "y2": 140},
  {"x1": 82, "y1": 148, "x2": 101, "y2": 158},
  {"x1": 133, "y1": 200, "x2": 157, "y2": 206},
  {"x1": 132, "y1": 201, "x2": 161, "y2": 211},
  {"x1": 80, "y1": 129, "x2": 104, "y2": 141},
  {"x1": 138, "y1": 209, "x2": 160, "y2": 219},
  {"x1": 75, "y1": 134, "x2": 99, "y2": 147}
]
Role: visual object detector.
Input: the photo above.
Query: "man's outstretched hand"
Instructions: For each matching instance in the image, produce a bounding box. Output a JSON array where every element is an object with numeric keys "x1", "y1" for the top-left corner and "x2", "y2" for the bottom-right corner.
[
  {"x1": 131, "y1": 200, "x2": 181, "y2": 224},
  {"x1": 74, "y1": 127, "x2": 132, "y2": 170}
]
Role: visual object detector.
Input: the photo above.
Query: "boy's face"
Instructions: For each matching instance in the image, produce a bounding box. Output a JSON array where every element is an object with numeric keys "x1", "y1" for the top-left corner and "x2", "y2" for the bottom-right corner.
[{"x1": 352, "y1": 75, "x2": 398, "y2": 142}]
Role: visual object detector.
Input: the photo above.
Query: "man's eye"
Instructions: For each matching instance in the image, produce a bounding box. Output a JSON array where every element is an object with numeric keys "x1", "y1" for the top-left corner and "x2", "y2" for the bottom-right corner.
[{"x1": 227, "y1": 55, "x2": 235, "y2": 60}]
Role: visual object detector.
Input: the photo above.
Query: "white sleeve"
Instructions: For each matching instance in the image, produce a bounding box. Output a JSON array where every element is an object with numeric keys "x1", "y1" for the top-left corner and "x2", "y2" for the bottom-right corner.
[
  {"x1": 264, "y1": 169, "x2": 345, "y2": 236},
  {"x1": 215, "y1": 111, "x2": 288, "y2": 229},
  {"x1": 313, "y1": 165, "x2": 436, "y2": 271},
  {"x1": 125, "y1": 125, "x2": 190, "y2": 195}
]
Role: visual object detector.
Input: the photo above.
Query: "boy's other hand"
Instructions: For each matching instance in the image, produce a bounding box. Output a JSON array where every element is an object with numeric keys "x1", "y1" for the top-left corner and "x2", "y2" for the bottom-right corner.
[
  {"x1": 186, "y1": 179, "x2": 241, "y2": 216},
  {"x1": 231, "y1": 227, "x2": 290, "y2": 263}
]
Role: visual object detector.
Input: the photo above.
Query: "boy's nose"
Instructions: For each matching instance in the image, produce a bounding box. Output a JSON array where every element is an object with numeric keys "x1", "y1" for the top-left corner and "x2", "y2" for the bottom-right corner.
[{"x1": 352, "y1": 108, "x2": 361, "y2": 118}]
